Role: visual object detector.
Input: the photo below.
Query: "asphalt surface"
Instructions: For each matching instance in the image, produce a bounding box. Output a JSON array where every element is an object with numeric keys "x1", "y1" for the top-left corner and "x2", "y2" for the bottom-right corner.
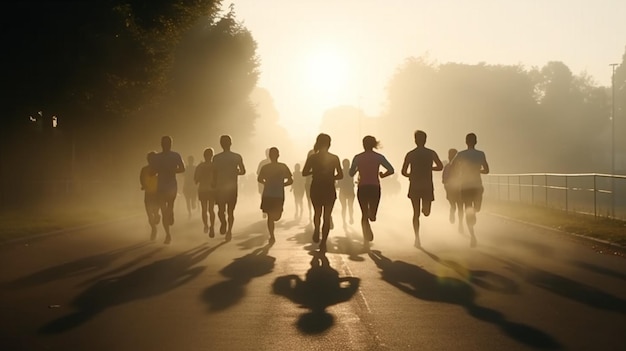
[{"x1": 0, "y1": 194, "x2": 624, "y2": 351}]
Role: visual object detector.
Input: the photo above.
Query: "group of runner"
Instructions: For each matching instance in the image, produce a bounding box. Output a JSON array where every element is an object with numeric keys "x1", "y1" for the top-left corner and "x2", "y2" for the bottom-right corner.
[{"x1": 140, "y1": 130, "x2": 489, "y2": 249}]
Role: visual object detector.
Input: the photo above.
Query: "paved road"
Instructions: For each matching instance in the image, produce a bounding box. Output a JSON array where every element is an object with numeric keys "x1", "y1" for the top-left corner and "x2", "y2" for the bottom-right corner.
[{"x1": 0, "y1": 195, "x2": 624, "y2": 351}]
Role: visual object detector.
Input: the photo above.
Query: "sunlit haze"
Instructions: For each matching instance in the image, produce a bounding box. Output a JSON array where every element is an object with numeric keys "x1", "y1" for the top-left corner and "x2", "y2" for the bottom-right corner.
[{"x1": 230, "y1": 0, "x2": 626, "y2": 140}]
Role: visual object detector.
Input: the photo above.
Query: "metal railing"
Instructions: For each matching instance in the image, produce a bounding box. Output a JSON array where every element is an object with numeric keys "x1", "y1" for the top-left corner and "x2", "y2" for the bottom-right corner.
[{"x1": 483, "y1": 173, "x2": 626, "y2": 220}]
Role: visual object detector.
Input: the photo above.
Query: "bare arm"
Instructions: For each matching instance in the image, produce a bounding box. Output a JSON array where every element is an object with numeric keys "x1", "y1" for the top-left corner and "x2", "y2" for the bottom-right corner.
[
  {"x1": 481, "y1": 155, "x2": 490, "y2": 174},
  {"x1": 176, "y1": 155, "x2": 185, "y2": 174},
  {"x1": 238, "y1": 156, "x2": 246, "y2": 176},
  {"x1": 432, "y1": 152, "x2": 443, "y2": 171},
  {"x1": 401, "y1": 154, "x2": 410, "y2": 178},
  {"x1": 334, "y1": 156, "x2": 343, "y2": 181},
  {"x1": 348, "y1": 156, "x2": 358, "y2": 177},
  {"x1": 140, "y1": 168, "x2": 146, "y2": 190},
  {"x1": 379, "y1": 155, "x2": 395, "y2": 178},
  {"x1": 302, "y1": 157, "x2": 313, "y2": 177}
]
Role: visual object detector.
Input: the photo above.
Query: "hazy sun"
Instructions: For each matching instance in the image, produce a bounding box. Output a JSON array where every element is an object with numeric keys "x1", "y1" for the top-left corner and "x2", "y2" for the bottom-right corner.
[{"x1": 303, "y1": 50, "x2": 348, "y2": 99}]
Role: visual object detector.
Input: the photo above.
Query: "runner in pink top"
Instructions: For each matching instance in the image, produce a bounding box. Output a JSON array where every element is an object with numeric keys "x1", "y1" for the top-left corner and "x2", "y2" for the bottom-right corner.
[{"x1": 349, "y1": 135, "x2": 394, "y2": 243}]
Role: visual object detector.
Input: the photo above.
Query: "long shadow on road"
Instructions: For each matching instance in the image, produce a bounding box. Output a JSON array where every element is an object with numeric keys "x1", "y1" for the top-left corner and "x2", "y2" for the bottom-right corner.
[
  {"x1": 39, "y1": 243, "x2": 223, "y2": 334},
  {"x1": 6, "y1": 242, "x2": 152, "y2": 289},
  {"x1": 272, "y1": 252, "x2": 361, "y2": 334},
  {"x1": 420, "y1": 248, "x2": 519, "y2": 294},
  {"x1": 369, "y1": 250, "x2": 561, "y2": 350},
  {"x1": 202, "y1": 244, "x2": 275, "y2": 312},
  {"x1": 483, "y1": 252, "x2": 626, "y2": 315}
]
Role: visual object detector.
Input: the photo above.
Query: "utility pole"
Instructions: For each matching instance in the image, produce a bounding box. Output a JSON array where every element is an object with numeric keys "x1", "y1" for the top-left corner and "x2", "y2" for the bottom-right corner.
[{"x1": 610, "y1": 63, "x2": 618, "y2": 218}]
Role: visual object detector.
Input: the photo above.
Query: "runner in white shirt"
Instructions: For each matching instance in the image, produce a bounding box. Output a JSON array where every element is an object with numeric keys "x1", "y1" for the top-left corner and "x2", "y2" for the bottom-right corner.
[{"x1": 449, "y1": 133, "x2": 489, "y2": 247}]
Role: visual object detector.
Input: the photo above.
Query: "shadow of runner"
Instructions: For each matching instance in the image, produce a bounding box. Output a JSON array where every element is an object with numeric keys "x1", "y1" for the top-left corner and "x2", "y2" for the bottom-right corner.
[
  {"x1": 272, "y1": 252, "x2": 361, "y2": 334},
  {"x1": 420, "y1": 248, "x2": 519, "y2": 294},
  {"x1": 202, "y1": 244, "x2": 275, "y2": 312},
  {"x1": 39, "y1": 243, "x2": 223, "y2": 334},
  {"x1": 369, "y1": 250, "x2": 560, "y2": 349},
  {"x1": 6, "y1": 242, "x2": 151, "y2": 289},
  {"x1": 483, "y1": 253, "x2": 626, "y2": 314}
]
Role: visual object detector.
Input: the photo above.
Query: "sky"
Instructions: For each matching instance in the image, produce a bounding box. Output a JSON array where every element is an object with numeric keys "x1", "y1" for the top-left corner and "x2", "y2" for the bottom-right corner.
[{"x1": 227, "y1": 0, "x2": 626, "y2": 139}]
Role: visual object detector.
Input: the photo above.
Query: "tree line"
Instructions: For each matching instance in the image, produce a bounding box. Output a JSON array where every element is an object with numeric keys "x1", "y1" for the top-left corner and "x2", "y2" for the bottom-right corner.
[{"x1": 0, "y1": 0, "x2": 259, "y2": 205}]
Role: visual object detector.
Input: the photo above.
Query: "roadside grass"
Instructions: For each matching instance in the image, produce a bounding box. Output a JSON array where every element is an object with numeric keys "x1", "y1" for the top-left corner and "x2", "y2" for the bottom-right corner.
[
  {"x1": 0, "y1": 199, "x2": 142, "y2": 243},
  {"x1": 486, "y1": 200, "x2": 626, "y2": 247}
]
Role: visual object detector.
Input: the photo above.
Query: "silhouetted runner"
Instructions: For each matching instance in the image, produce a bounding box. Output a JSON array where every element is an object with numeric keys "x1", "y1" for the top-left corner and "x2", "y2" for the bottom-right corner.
[
  {"x1": 401, "y1": 130, "x2": 443, "y2": 248},
  {"x1": 449, "y1": 133, "x2": 489, "y2": 247},
  {"x1": 291, "y1": 163, "x2": 306, "y2": 220},
  {"x1": 304, "y1": 149, "x2": 314, "y2": 222},
  {"x1": 183, "y1": 155, "x2": 198, "y2": 219},
  {"x1": 302, "y1": 134, "x2": 343, "y2": 252},
  {"x1": 212, "y1": 135, "x2": 246, "y2": 241},
  {"x1": 442, "y1": 148, "x2": 464, "y2": 232},
  {"x1": 337, "y1": 159, "x2": 355, "y2": 226},
  {"x1": 153, "y1": 136, "x2": 185, "y2": 244},
  {"x1": 256, "y1": 148, "x2": 271, "y2": 218},
  {"x1": 257, "y1": 147, "x2": 293, "y2": 244},
  {"x1": 139, "y1": 151, "x2": 160, "y2": 240},
  {"x1": 195, "y1": 147, "x2": 216, "y2": 237},
  {"x1": 349, "y1": 136, "x2": 394, "y2": 245}
]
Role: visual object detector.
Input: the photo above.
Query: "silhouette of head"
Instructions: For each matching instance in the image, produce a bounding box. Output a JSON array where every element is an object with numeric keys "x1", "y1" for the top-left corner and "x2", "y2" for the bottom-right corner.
[
  {"x1": 220, "y1": 135, "x2": 232, "y2": 150},
  {"x1": 313, "y1": 133, "x2": 331, "y2": 152},
  {"x1": 187, "y1": 155, "x2": 195, "y2": 165},
  {"x1": 161, "y1": 136, "x2": 172, "y2": 152},
  {"x1": 146, "y1": 151, "x2": 157, "y2": 165},
  {"x1": 203, "y1": 148, "x2": 214, "y2": 162},
  {"x1": 294, "y1": 163, "x2": 301, "y2": 172},
  {"x1": 362, "y1": 135, "x2": 379, "y2": 150},
  {"x1": 269, "y1": 147, "x2": 279, "y2": 162},
  {"x1": 414, "y1": 130, "x2": 427, "y2": 147},
  {"x1": 448, "y1": 148, "x2": 458, "y2": 161},
  {"x1": 342, "y1": 159, "x2": 350, "y2": 168},
  {"x1": 265, "y1": 148, "x2": 270, "y2": 158},
  {"x1": 466, "y1": 133, "x2": 477, "y2": 147}
]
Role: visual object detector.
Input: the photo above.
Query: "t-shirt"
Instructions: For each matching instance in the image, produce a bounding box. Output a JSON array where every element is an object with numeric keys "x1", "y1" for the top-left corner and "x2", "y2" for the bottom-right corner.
[
  {"x1": 350, "y1": 151, "x2": 394, "y2": 186},
  {"x1": 304, "y1": 152, "x2": 341, "y2": 189},
  {"x1": 453, "y1": 149, "x2": 487, "y2": 189},
  {"x1": 194, "y1": 161, "x2": 214, "y2": 192},
  {"x1": 403, "y1": 147, "x2": 438, "y2": 186},
  {"x1": 212, "y1": 150, "x2": 244, "y2": 193},
  {"x1": 259, "y1": 162, "x2": 292, "y2": 198},
  {"x1": 153, "y1": 150, "x2": 184, "y2": 194}
]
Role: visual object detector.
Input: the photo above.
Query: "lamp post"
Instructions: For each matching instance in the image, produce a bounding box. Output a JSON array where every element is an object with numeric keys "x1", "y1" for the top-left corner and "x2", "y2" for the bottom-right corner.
[{"x1": 610, "y1": 63, "x2": 618, "y2": 218}]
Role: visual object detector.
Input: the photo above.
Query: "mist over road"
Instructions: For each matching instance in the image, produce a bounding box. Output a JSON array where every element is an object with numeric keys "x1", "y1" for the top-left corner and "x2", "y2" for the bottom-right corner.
[{"x1": 0, "y1": 195, "x2": 624, "y2": 351}]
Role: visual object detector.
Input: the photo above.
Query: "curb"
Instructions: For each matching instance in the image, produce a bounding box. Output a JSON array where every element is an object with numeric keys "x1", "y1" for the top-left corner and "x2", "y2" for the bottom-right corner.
[{"x1": 486, "y1": 212, "x2": 626, "y2": 251}]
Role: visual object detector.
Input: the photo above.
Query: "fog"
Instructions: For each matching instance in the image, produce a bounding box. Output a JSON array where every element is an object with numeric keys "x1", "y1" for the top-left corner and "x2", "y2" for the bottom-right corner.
[{"x1": 0, "y1": 1, "x2": 625, "y2": 218}]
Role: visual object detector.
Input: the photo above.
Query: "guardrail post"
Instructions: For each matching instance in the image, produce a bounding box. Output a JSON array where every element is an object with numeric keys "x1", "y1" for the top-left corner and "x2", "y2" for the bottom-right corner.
[
  {"x1": 565, "y1": 175, "x2": 568, "y2": 213},
  {"x1": 543, "y1": 174, "x2": 548, "y2": 207},
  {"x1": 593, "y1": 174, "x2": 597, "y2": 218}
]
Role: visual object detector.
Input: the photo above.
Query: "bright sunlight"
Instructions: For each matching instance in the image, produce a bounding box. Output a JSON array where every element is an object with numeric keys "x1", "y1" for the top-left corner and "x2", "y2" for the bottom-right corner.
[{"x1": 302, "y1": 50, "x2": 349, "y2": 104}]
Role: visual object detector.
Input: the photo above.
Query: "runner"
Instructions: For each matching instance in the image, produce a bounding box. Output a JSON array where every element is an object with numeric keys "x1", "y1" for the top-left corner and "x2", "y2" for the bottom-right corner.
[
  {"x1": 212, "y1": 135, "x2": 246, "y2": 241},
  {"x1": 401, "y1": 130, "x2": 443, "y2": 248},
  {"x1": 257, "y1": 147, "x2": 293, "y2": 244},
  {"x1": 349, "y1": 136, "x2": 394, "y2": 244},
  {"x1": 195, "y1": 148, "x2": 216, "y2": 237},
  {"x1": 302, "y1": 133, "x2": 343, "y2": 252},
  {"x1": 449, "y1": 133, "x2": 489, "y2": 247}
]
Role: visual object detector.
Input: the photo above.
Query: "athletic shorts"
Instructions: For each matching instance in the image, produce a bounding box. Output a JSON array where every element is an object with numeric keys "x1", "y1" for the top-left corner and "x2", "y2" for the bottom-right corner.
[
  {"x1": 198, "y1": 190, "x2": 215, "y2": 202},
  {"x1": 444, "y1": 184, "x2": 462, "y2": 203},
  {"x1": 310, "y1": 182, "x2": 336, "y2": 206},
  {"x1": 461, "y1": 187, "x2": 484, "y2": 211},
  {"x1": 216, "y1": 188, "x2": 238, "y2": 205},
  {"x1": 407, "y1": 182, "x2": 434, "y2": 201},
  {"x1": 261, "y1": 196, "x2": 284, "y2": 214}
]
